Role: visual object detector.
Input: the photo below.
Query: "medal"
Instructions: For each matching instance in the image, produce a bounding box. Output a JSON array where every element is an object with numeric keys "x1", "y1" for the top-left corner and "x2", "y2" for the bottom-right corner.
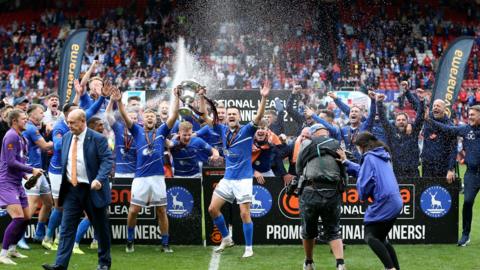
[{"x1": 144, "y1": 128, "x2": 156, "y2": 153}]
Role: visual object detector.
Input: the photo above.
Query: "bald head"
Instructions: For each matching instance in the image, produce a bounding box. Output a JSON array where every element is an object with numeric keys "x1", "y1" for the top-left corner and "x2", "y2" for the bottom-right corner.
[
  {"x1": 67, "y1": 109, "x2": 87, "y2": 135},
  {"x1": 299, "y1": 127, "x2": 311, "y2": 143},
  {"x1": 432, "y1": 99, "x2": 446, "y2": 119}
]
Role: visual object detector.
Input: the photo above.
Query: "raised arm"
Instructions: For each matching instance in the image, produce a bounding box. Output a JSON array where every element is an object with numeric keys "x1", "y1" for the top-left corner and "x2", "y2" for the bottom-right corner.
[
  {"x1": 165, "y1": 87, "x2": 180, "y2": 129},
  {"x1": 306, "y1": 107, "x2": 339, "y2": 138},
  {"x1": 328, "y1": 91, "x2": 351, "y2": 116},
  {"x1": 115, "y1": 91, "x2": 133, "y2": 129},
  {"x1": 72, "y1": 79, "x2": 83, "y2": 105},
  {"x1": 405, "y1": 89, "x2": 421, "y2": 111},
  {"x1": 80, "y1": 60, "x2": 98, "y2": 87},
  {"x1": 286, "y1": 88, "x2": 306, "y2": 125},
  {"x1": 105, "y1": 96, "x2": 116, "y2": 126},
  {"x1": 360, "y1": 92, "x2": 377, "y2": 132},
  {"x1": 376, "y1": 94, "x2": 395, "y2": 136},
  {"x1": 411, "y1": 98, "x2": 425, "y2": 135},
  {"x1": 197, "y1": 87, "x2": 213, "y2": 127},
  {"x1": 254, "y1": 80, "x2": 271, "y2": 126}
]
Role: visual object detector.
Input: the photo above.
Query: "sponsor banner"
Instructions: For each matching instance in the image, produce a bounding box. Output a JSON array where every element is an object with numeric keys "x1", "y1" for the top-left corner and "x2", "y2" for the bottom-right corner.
[
  {"x1": 110, "y1": 177, "x2": 202, "y2": 245},
  {"x1": 58, "y1": 29, "x2": 89, "y2": 106},
  {"x1": 0, "y1": 177, "x2": 203, "y2": 244},
  {"x1": 431, "y1": 36, "x2": 474, "y2": 117},
  {"x1": 146, "y1": 90, "x2": 299, "y2": 136},
  {"x1": 224, "y1": 175, "x2": 459, "y2": 244},
  {"x1": 0, "y1": 175, "x2": 459, "y2": 245}
]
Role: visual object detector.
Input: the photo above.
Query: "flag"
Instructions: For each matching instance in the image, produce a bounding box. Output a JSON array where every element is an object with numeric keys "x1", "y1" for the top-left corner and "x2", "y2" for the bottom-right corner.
[
  {"x1": 58, "y1": 29, "x2": 88, "y2": 106},
  {"x1": 431, "y1": 36, "x2": 474, "y2": 117}
]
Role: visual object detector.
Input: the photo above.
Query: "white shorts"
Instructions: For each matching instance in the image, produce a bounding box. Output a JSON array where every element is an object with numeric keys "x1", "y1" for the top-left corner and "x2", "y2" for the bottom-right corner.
[
  {"x1": 23, "y1": 174, "x2": 51, "y2": 196},
  {"x1": 214, "y1": 178, "x2": 252, "y2": 204},
  {"x1": 174, "y1": 173, "x2": 201, "y2": 178},
  {"x1": 131, "y1": 175, "x2": 166, "y2": 207},
  {"x1": 48, "y1": 172, "x2": 62, "y2": 199},
  {"x1": 114, "y1": 172, "x2": 135, "y2": 178}
]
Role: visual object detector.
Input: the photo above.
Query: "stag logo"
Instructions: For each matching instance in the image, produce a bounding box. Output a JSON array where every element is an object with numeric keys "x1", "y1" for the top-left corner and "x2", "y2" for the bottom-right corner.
[
  {"x1": 166, "y1": 186, "x2": 194, "y2": 218},
  {"x1": 250, "y1": 185, "x2": 272, "y2": 218},
  {"x1": 420, "y1": 186, "x2": 451, "y2": 218}
]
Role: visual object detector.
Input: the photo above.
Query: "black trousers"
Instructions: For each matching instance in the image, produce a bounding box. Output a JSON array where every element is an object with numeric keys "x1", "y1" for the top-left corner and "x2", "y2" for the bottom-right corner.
[
  {"x1": 55, "y1": 183, "x2": 111, "y2": 269},
  {"x1": 364, "y1": 219, "x2": 399, "y2": 269}
]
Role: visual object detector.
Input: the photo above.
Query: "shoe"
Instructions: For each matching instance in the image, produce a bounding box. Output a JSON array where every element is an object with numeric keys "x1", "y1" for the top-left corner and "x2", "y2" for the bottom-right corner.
[
  {"x1": 96, "y1": 265, "x2": 110, "y2": 270},
  {"x1": 161, "y1": 245, "x2": 173, "y2": 253},
  {"x1": 42, "y1": 239, "x2": 54, "y2": 250},
  {"x1": 8, "y1": 250, "x2": 28, "y2": 258},
  {"x1": 0, "y1": 255, "x2": 17, "y2": 265},
  {"x1": 90, "y1": 239, "x2": 98, "y2": 249},
  {"x1": 42, "y1": 263, "x2": 66, "y2": 270},
  {"x1": 54, "y1": 237, "x2": 60, "y2": 246},
  {"x1": 337, "y1": 264, "x2": 347, "y2": 270},
  {"x1": 241, "y1": 249, "x2": 254, "y2": 258},
  {"x1": 43, "y1": 238, "x2": 59, "y2": 251},
  {"x1": 125, "y1": 240, "x2": 134, "y2": 253},
  {"x1": 17, "y1": 238, "x2": 30, "y2": 250},
  {"x1": 458, "y1": 234, "x2": 470, "y2": 246},
  {"x1": 73, "y1": 244, "x2": 85, "y2": 255},
  {"x1": 303, "y1": 262, "x2": 316, "y2": 270},
  {"x1": 214, "y1": 237, "x2": 234, "y2": 253}
]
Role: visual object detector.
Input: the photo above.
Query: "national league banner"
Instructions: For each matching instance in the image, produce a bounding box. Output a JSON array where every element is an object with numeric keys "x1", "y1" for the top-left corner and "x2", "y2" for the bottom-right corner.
[
  {"x1": 431, "y1": 36, "x2": 474, "y2": 117},
  {"x1": 58, "y1": 29, "x2": 89, "y2": 106}
]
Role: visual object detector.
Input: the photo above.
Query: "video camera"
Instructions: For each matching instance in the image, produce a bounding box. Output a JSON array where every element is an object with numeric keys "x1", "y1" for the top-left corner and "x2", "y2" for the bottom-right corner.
[{"x1": 285, "y1": 175, "x2": 306, "y2": 197}]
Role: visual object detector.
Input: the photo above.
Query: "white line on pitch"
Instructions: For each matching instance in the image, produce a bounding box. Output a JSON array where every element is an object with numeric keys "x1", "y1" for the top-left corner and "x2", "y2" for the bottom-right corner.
[{"x1": 208, "y1": 248, "x2": 221, "y2": 270}]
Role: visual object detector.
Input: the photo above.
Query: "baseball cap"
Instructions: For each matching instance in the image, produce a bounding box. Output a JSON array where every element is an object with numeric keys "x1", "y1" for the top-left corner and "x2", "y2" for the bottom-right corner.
[
  {"x1": 309, "y1": 123, "x2": 327, "y2": 134},
  {"x1": 13, "y1": 96, "x2": 29, "y2": 106}
]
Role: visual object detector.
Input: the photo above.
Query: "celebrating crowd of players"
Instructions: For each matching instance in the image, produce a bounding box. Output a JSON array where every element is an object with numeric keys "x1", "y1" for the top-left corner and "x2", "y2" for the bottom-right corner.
[{"x1": 0, "y1": 59, "x2": 480, "y2": 269}]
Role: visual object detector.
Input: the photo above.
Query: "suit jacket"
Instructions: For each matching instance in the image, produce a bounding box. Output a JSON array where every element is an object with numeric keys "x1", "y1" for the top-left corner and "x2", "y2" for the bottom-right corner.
[{"x1": 58, "y1": 128, "x2": 113, "y2": 208}]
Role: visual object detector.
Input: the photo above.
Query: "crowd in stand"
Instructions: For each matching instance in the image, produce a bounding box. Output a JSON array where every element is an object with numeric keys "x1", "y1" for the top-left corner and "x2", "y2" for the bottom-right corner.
[{"x1": 0, "y1": 1, "x2": 478, "y2": 100}]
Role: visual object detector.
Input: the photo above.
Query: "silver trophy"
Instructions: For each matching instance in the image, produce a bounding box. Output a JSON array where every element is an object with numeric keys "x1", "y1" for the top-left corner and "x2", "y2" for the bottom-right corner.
[{"x1": 178, "y1": 79, "x2": 203, "y2": 117}]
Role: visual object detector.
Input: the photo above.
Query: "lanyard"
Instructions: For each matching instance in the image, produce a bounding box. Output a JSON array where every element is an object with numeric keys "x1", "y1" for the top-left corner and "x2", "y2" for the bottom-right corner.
[
  {"x1": 347, "y1": 127, "x2": 358, "y2": 150},
  {"x1": 226, "y1": 127, "x2": 239, "y2": 148},
  {"x1": 123, "y1": 127, "x2": 133, "y2": 153},
  {"x1": 144, "y1": 128, "x2": 157, "y2": 150}
]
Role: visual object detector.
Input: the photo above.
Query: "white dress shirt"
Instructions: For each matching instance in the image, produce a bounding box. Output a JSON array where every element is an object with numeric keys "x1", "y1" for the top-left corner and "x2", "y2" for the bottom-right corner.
[{"x1": 66, "y1": 128, "x2": 89, "y2": 184}]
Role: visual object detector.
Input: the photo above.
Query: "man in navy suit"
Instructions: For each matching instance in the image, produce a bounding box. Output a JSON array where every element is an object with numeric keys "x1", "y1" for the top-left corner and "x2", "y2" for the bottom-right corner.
[{"x1": 42, "y1": 109, "x2": 113, "y2": 270}]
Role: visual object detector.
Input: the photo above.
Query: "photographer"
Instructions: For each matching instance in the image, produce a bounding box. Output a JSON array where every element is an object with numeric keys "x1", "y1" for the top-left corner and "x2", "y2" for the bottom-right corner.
[{"x1": 295, "y1": 124, "x2": 347, "y2": 270}]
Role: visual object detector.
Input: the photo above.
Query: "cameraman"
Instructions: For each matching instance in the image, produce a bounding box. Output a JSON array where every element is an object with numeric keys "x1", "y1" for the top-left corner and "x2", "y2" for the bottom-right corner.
[{"x1": 296, "y1": 124, "x2": 346, "y2": 270}]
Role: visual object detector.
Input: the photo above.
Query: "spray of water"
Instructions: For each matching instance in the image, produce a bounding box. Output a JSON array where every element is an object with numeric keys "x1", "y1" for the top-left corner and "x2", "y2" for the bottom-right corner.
[{"x1": 171, "y1": 37, "x2": 220, "y2": 92}]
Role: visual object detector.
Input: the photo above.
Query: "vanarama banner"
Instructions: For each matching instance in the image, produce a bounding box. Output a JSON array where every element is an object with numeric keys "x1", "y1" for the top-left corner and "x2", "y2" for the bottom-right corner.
[
  {"x1": 58, "y1": 29, "x2": 89, "y2": 106},
  {"x1": 431, "y1": 36, "x2": 474, "y2": 117}
]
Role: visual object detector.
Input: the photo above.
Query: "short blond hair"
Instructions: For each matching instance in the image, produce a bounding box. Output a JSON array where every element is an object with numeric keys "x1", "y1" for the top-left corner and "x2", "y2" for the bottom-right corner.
[{"x1": 179, "y1": 121, "x2": 193, "y2": 131}]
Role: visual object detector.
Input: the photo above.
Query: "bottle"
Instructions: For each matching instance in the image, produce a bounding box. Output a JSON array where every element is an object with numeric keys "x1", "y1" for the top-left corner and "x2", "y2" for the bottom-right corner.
[{"x1": 24, "y1": 174, "x2": 41, "y2": 190}]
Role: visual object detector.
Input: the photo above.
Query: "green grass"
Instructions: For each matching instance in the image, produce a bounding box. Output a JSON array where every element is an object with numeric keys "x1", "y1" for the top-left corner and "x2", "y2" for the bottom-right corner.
[{"x1": 4, "y1": 165, "x2": 478, "y2": 270}]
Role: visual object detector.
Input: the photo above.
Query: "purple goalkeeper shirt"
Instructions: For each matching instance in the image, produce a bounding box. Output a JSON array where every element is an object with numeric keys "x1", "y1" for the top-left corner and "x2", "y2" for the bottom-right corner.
[{"x1": 0, "y1": 128, "x2": 33, "y2": 185}]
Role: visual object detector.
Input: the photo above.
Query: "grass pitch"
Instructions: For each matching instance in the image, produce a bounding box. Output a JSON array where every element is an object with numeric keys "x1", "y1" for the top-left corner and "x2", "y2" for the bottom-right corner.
[{"x1": 4, "y1": 166, "x2": 479, "y2": 270}]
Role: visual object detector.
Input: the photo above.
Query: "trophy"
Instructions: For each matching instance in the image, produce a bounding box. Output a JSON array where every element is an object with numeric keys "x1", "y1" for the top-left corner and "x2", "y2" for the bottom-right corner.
[{"x1": 178, "y1": 79, "x2": 203, "y2": 117}]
